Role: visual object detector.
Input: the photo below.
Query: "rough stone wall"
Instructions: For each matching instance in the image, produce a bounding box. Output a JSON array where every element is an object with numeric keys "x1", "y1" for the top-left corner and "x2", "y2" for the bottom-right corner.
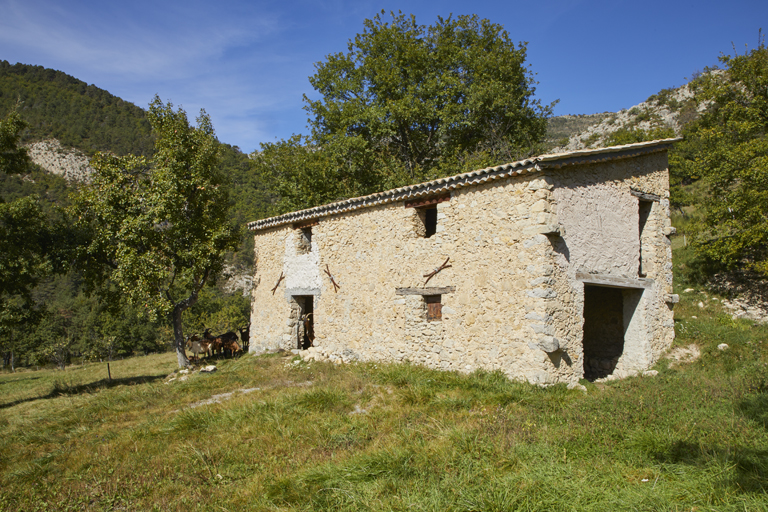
[
  {"x1": 248, "y1": 233, "x2": 292, "y2": 351},
  {"x1": 550, "y1": 152, "x2": 675, "y2": 379},
  {"x1": 250, "y1": 174, "x2": 574, "y2": 383},
  {"x1": 249, "y1": 152, "x2": 675, "y2": 384}
]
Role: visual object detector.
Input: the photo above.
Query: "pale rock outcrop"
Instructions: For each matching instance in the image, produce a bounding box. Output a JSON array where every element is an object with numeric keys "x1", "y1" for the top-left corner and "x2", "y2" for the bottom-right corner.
[{"x1": 25, "y1": 139, "x2": 94, "y2": 182}]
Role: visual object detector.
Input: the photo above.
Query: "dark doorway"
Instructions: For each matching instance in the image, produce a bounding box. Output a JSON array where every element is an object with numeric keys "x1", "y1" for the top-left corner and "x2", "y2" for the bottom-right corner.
[
  {"x1": 582, "y1": 285, "x2": 625, "y2": 381},
  {"x1": 295, "y1": 296, "x2": 314, "y2": 350}
]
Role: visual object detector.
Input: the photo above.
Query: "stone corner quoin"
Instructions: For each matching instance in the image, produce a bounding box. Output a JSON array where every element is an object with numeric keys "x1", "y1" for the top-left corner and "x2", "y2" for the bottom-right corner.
[{"x1": 246, "y1": 140, "x2": 678, "y2": 385}]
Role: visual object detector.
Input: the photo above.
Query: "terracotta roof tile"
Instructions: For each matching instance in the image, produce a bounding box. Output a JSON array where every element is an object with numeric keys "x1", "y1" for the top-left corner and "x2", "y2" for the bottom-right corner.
[{"x1": 248, "y1": 138, "x2": 681, "y2": 232}]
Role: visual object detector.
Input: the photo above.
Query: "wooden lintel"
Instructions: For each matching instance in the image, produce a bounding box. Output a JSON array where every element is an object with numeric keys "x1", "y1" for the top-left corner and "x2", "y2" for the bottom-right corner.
[
  {"x1": 576, "y1": 273, "x2": 653, "y2": 289},
  {"x1": 404, "y1": 194, "x2": 450, "y2": 209},
  {"x1": 396, "y1": 286, "x2": 456, "y2": 296},
  {"x1": 630, "y1": 189, "x2": 661, "y2": 202},
  {"x1": 292, "y1": 219, "x2": 319, "y2": 229}
]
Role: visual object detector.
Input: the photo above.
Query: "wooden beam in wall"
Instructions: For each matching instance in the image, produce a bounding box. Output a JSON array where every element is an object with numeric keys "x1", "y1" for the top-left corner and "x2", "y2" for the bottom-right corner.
[
  {"x1": 630, "y1": 189, "x2": 661, "y2": 202},
  {"x1": 404, "y1": 194, "x2": 450, "y2": 209},
  {"x1": 576, "y1": 273, "x2": 653, "y2": 289},
  {"x1": 396, "y1": 286, "x2": 456, "y2": 295},
  {"x1": 292, "y1": 219, "x2": 319, "y2": 229}
]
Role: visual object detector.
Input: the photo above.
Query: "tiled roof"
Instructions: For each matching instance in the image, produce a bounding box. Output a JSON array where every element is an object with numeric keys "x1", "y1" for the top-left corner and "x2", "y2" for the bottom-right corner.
[{"x1": 248, "y1": 138, "x2": 681, "y2": 232}]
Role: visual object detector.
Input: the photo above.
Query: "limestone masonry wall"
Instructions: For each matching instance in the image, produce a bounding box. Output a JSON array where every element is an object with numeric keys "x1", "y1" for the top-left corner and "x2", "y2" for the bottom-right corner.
[
  {"x1": 550, "y1": 152, "x2": 675, "y2": 380},
  {"x1": 249, "y1": 145, "x2": 677, "y2": 384}
]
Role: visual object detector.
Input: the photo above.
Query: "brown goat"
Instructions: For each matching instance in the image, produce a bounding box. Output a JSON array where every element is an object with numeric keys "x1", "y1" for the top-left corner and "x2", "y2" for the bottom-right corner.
[
  {"x1": 203, "y1": 328, "x2": 222, "y2": 355},
  {"x1": 219, "y1": 331, "x2": 242, "y2": 357},
  {"x1": 203, "y1": 328, "x2": 242, "y2": 358}
]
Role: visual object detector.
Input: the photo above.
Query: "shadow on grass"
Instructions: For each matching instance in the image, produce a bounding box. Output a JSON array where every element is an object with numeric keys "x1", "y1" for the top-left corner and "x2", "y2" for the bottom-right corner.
[
  {"x1": 0, "y1": 375, "x2": 41, "y2": 386},
  {"x1": 650, "y1": 440, "x2": 768, "y2": 494},
  {"x1": 0, "y1": 375, "x2": 166, "y2": 410},
  {"x1": 739, "y1": 390, "x2": 768, "y2": 430}
]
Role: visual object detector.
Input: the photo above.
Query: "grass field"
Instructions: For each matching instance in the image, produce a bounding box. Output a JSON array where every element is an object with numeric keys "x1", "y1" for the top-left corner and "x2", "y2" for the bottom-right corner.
[{"x1": 1, "y1": 253, "x2": 767, "y2": 510}]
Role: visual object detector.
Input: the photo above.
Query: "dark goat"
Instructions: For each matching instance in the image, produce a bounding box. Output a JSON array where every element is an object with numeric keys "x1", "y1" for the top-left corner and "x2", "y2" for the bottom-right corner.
[
  {"x1": 203, "y1": 328, "x2": 241, "y2": 358},
  {"x1": 238, "y1": 323, "x2": 251, "y2": 352}
]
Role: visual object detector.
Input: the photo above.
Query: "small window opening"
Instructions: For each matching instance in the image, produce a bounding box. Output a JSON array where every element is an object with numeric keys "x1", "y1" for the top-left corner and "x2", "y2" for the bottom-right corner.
[
  {"x1": 425, "y1": 295, "x2": 442, "y2": 321},
  {"x1": 405, "y1": 194, "x2": 448, "y2": 238},
  {"x1": 638, "y1": 200, "x2": 652, "y2": 276},
  {"x1": 417, "y1": 206, "x2": 438, "y2": 238},
  {"x1": 297, "y1": 227, "x2": 312, "y2": 254}
]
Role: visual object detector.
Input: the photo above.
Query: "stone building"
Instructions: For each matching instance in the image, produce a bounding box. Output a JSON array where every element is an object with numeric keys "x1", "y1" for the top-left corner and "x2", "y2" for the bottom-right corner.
[{"x1": 247, "y1": 139, "x2": 680, "y2": 384}]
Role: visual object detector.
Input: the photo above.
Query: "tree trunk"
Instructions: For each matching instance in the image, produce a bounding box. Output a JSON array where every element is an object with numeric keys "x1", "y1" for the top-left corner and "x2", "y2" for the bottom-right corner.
[
  {"x1": 172, "y1": 303, "x2": 191, "y2": 368},
  {"x1": 10, "y1": 350, "x2": 14, "y2": 373}
]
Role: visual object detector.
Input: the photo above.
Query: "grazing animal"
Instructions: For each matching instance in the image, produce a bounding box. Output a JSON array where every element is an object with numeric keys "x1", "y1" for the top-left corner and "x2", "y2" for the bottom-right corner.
[
  {"x1": 219, "y1": 331, "x2": 241, "y2": 357},
  {"x1": 202, "y1": 328, "x2": 242, "y2": 358},
  {"x1": 203, "y1": 328, "x2": 222, "y2": 355},
  {"x1": 238, "y1": 323, "x2": 250, "y2": 352},
  {"x1": 185, "y1": 334, "x2": 212, "y2": 361},
  {"x1": 300, "y1": 313, "x2": 315, "y2": 348}
]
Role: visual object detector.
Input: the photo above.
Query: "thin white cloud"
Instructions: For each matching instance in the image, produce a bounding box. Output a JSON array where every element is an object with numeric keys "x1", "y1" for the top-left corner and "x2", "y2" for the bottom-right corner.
[{"x1": 0, "y1": 0, "x2": 280, "y2": 80}]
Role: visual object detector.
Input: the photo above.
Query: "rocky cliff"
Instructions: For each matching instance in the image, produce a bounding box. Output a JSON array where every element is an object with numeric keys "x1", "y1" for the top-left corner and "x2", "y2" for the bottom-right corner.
[
  {"x1": 548, "y1": 81, "x2": 706, "y2": 153},
  {"x1": 25, "y1": 139, "x2": 94, "y2": 183}
]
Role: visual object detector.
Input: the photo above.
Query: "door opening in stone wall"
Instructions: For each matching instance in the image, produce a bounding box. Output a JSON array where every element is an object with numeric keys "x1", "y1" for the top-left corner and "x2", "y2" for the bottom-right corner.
[
  {"x1": 294, "y1": 295, "x2": 314, "y2": 350},
  {"x1": 582, "y1": 284, "x2": 642, "y2": 381}
]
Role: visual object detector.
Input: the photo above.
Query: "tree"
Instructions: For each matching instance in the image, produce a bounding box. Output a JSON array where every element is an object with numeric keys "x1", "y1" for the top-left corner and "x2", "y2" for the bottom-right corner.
[
  {"x1": 1, "y1": 111, "x2": 68, "y2": 370},
  {"x1": 73, "y1": 97, "x2": 239, "y2": 367},
  {"x1": 604, "y1": 127, "x2": 676, "y2": 147},
  {"x1": 257, "y1": 12, "x2": 554, "y2": 214},
  {"x1": 0, "y1": 108, "x2": 31, "y2": 175},
  {"x1": 1, "y1": 111, "x2": 58, "y2": 304},
  {"x1": 252, "y1": 134, "x2": 367, "y2": 214},
  {"x1": 683, "y1": 41, "x2": 768, "y2": 276},
  {"x1": 0, "y1": 196, "x2": 55, "y2": 303}
]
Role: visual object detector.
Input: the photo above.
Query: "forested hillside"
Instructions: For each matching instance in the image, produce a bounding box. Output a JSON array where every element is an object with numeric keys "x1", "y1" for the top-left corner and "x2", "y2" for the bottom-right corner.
[
  {"x1": 0, "y1": 61, "x2": 272, "y2": 224},
  {"x1": 0, "y1": 64, "x2": 271, "y2": 370},
  {"x1": 0, "y1": 61, "x2": 153, "y2": 156}
]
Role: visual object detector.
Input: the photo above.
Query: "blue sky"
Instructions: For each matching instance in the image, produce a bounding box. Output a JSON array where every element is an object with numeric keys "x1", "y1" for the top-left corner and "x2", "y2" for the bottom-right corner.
[{"x1": 1, "y1": 0, "x2": 766, "y2": 153}]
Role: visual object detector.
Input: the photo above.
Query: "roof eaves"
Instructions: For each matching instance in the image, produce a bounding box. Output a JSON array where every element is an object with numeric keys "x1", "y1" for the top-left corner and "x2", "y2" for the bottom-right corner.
[{"x1": 247, "y1": 138, "x2": 681, "y2": 232}]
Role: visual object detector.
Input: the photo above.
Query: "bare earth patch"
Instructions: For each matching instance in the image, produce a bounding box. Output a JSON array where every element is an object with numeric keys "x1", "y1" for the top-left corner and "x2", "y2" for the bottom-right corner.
[
  {"x1": 188, "y1": 387, "x2": 261, "y2": 408},
  {"x1": 172, "y1": 380, "x2": 314, "y2": 412},
  {"x1": 665, "y1": 344, "x2": 701, "y2": 367}
]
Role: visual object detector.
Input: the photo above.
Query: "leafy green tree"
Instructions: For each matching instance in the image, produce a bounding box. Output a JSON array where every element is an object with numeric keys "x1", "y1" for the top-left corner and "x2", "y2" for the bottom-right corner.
[
  {"x1": 0, "y1": 295, "x2": 39, "y2": 371},
  {"x1": 32, "y1": 305, "x2": 76, "y2": 370},
  {"x1": 0, "y1": 196, "x2": 66, "y2": 358},
  {"x1": 257, "y1": 12, "x2": 554, "y2": 213},
  {"x1": 0, "y1": 196, "x2": 55, "y2": 303},
  {"x1": 0, "y1": 111, "x2": 70, "y2": 369},
  {"x1": 604, "y1": 126, "x2": 676, "y2": 147},
  {"x1": 0, "y1": 109, "x2": 32, "y2": 175},
  {"x1": 684, "y1": 42, "x2": 768, "y2": 276},
  {"x1": 252, "y1": 135, "x2": 363, "y2": 214},
  {"x1": 73, "y1": 97, "x2": 239, "y2": 367},
  {"x1": 183, "y1": 285, "x2": 250, "y2": 336}
]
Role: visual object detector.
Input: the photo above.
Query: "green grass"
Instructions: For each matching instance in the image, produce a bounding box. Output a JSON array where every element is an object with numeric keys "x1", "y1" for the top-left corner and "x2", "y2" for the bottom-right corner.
[{"x1": 2, "y1": 287, "x2": 768, "y2": 510}]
